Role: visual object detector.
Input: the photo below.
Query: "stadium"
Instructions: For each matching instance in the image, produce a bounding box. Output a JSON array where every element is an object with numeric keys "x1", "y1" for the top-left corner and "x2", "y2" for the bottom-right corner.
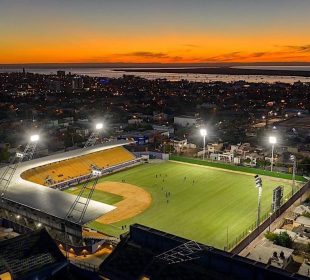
[{"x1": 1, "y1": 137, "x2": 307, "y2": 254}]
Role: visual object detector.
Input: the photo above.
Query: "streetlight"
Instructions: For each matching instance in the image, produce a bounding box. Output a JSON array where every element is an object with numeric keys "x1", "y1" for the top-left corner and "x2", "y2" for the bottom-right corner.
[
  {"x1": 269, "y1": 212, "x2": 273, "y2": 232},
  {"x1": 200, "y1": 128, "x2": 207, "y2": 160},
  {"x1": 290, "y1": 155, "x2": 296, "y2": 196},
  {"x1": 269, "y1": 136, "x2": 277, "y2": 172},
  {"x1": 254, "y1": 175, "x2": 263, "y2": 227},
  {"x1": 95, "y1": 123, "x2": 103, "y2": 130},
  {"x1": 30, "y1": 134, "x2": 39, "y2": 142}
]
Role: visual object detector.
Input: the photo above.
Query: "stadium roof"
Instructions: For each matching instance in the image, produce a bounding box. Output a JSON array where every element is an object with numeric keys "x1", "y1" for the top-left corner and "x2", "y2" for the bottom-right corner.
[{"x1": 0, "y1": 140, "x2": 132, "y2": 225}]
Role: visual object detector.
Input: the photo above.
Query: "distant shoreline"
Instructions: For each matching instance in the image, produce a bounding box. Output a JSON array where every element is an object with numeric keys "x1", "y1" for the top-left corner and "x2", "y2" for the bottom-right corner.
[{"x1": 116, "y1": 67, "x2": 310, "y2": 77}]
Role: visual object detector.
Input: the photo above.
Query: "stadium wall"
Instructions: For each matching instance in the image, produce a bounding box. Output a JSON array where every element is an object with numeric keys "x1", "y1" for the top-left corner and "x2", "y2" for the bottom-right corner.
[{"x1": 134, "y1": 151, "x2": 169, "y2": 160}]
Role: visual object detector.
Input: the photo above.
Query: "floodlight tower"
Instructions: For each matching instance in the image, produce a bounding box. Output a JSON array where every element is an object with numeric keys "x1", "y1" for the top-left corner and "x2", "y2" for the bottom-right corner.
[
  {"x1": 254, "y1": 175, "x2": 263, "y2": 226},
  {"x1": 200, "y1": 128, "x2": 207, "y2": 160},
  {"x1": 269, "y1": 136, "x2": 277, "y2": 172},
  {"x1": 0, "y1": 134, "x2": 39, "y2": 198},
  {"x1": 84, "y1": 123, "x2": 103, "y2": 148},
  {"x1": 290, "y1": 155, "x2": 296, "y2": 196}
]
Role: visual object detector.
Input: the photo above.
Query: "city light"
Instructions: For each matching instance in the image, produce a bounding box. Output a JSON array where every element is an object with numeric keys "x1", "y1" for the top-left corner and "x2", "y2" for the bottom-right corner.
[
  {"x1": 200, "y1": 128, "x2": 207, "y2": 160},
  {"x1": 30, "y1": 134, "x2": 39, "y2": 142},
  {"x1": 200, "y1": 128, "x2": 207, "y2": 137},
  {"x1": 269, "y1": 136, "x2": 277, "y2": 172},
  {"x1": 269, "y1": 136, "x2": 277, "y2": 144},
  {"x1": 95, "y1": 123, "x2": 103, "y2": 130}
]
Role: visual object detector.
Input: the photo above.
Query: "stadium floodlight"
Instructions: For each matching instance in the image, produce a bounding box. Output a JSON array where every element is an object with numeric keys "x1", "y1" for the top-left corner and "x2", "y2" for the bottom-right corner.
[
  {"x1": 254, "y1": 175, "x2": 262, "y2": 188},
  {"x1": 269, "y1": 136, "x2": 276, "y2": 144},
  {"x1": 200, "y1": 128, "x2": 207, "y2": 160},
  {"x1": 269, "y1": 136, "x2": 277, "y2": 172},
  {"x1": 200, "y1": 128, "x2": 207, "y2": 137},
  {"x1": 95, "y1": 123, "x2": 103, "y2": 130},
  {"x1": 30, "y1": 134, "x2": 39, "y2": 142},
  {"x1": 254, "y1": 175, "x2": 263, "y2": 226},
  {"x1": 290, "y1": 155, "x2": 296, "y2": 196}
]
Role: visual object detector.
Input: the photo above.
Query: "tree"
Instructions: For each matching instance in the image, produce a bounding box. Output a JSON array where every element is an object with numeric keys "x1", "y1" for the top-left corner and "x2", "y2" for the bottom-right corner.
[
  {"x1": 265, "y1": 231, "x2": 277, "y2": 242},
  {"x1": 300, "y1": 157, "x2": 310, "y2": 175},
  {"x1": 265, "y1": 231, "x2": 293, "y2": 248},
  {"x1": 0, "y1": 145, "x2": 9, "y2": 162},
  {"x1": 306, "y1": 243, "x2": 310, "y2": 254},
  {"x1": 274, "y1": 232, "x2": 293, "y2": 248}
]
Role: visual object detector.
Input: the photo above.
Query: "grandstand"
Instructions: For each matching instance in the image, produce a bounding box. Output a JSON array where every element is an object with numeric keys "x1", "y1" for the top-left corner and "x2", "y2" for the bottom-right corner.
[
  {"x1": 21, "y1": 146, "x2": 135, "y2": 186},
  {"x1": 0, "y1": 140, "x2": 136, "y2": 249}
]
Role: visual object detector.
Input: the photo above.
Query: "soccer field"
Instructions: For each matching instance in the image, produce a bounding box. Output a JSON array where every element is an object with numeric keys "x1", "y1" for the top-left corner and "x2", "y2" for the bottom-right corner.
[{"x1": 67, "y1": 161, "x2": 294, "y2": 249}]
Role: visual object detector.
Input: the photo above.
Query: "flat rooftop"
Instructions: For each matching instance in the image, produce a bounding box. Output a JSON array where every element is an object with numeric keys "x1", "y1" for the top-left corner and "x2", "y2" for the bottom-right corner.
[
  {"x1": 276, "y1": 116, "x2": 310, "y2": 129},
  {"x1": 0, "y1": 140, "x2": 132, "y2": 225}
]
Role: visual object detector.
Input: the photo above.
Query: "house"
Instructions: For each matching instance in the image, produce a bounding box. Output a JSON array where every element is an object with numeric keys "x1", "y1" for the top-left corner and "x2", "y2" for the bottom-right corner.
[
  {"x1": 172, "y1": 138, "x2": 187, "y2": 152},
  {"x1": 293, "y1": 205, "x2": 310, "y2": 216},
  {"x1": 174, "y1": 115, "x2": 199, "y2": 127},
  {"x1": 210, "y1": 152, "x2": 234, "y2": 163},
  {"x1": 294, "y1": 216, "x2": 310, "y2": 229},
  {"x1": 207, "y1": 143, "x2": 223, "y2": 153},
  {"x1": 153, "y1": 112, "x2": 168, "y2": 122},
  {"x1": 128, "y1": 118, "x2": 143, "y2": 125}
]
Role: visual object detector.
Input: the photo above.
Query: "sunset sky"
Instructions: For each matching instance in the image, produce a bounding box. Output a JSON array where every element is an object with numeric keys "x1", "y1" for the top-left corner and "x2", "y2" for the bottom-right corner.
[{"x1": 1, "y1": 0, "x2": 310, "y2": 64}]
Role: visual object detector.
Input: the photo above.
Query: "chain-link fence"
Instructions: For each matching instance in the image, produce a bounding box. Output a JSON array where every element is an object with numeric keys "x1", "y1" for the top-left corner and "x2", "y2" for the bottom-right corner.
[{"x1": 228, "y1": 181, "x2": 310, "y2": 253}]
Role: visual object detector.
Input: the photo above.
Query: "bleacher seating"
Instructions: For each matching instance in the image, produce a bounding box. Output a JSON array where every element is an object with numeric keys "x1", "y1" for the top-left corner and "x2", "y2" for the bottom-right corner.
[
  {"x1": 0, "y1": 229, "x2": 66, "y2": 279},
  {"x1": 21, "y1": 147, "x2": 135, "y2": 186}
]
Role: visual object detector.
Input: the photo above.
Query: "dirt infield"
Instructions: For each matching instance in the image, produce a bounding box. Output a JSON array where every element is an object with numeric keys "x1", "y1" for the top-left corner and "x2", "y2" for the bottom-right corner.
[{"x1": 95, "y1": 182, "x2": 152, "y2": 224}]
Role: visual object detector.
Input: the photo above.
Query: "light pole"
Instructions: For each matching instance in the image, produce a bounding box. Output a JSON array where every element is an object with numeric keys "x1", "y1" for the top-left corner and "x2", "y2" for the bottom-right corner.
[
  {"x1": 200, "y1": 128, "x2": 207, "y2": 160},
  {"x1": 269, "y1": 212, "x2": 272, "y2": 232},
  {"x1": 248, "y1": 230, "x2": 252, "y2": 246},
  {"x1": 84, "y1": 122, "x2": 104, "y2": 148},
  {"x1": 30, "y1": 134, "x2": 40, "y2": 142},
  {"x1": 290, "y1": 155, "x2": 296, "y2": 196},
  {"x1": 254, "y1": 175, "x2": 263, "y2": 227},
  {"x1": 269, "y1": 136, "x2": 277, "y2": 172}
]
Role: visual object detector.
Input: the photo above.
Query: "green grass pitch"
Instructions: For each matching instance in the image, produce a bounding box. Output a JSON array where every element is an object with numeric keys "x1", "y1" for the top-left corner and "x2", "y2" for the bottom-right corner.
[{"x1": 66, "y1": 161, "x2": 294, "y2": 249}]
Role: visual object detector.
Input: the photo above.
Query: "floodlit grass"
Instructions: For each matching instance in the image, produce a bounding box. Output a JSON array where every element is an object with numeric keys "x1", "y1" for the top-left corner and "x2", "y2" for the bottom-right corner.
[
  {"x1": 65, "y1": 186, "x2": 123, "y2": 205},
  {"x1": 83, "y1": 161, "x2": 296, "y2": 249},
  {"x1": 170, "y1": 155, "x2": 307, "y2": 182}
]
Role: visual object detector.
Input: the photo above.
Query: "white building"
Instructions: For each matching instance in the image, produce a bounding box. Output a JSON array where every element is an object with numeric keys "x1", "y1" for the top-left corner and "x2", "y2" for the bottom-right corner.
[
  {"x1": 128, "y1": 118, "x2": 143, "y2": 125},
  {"x1": 294, "y1": 216, "x2": 310, "y2": 229},
  {"x1": 174, "y1": 115, "x2": 198, "y2": 127},
  {"x1": 207, "y1": 143, "x2": 223, "y2": 153}
]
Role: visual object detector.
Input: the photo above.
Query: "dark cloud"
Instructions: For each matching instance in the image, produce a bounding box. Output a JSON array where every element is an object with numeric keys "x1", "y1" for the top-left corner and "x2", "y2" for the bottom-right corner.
[
  {"x1": 252, "y1": 52, "x2": 267, "y2": 57},
  {"x1": 182, "y1": 44, "x2": 200, "y2": 48},
  {"x1": 204, "y1": 52, "x2": 244, "y2": 62},
  {"x1": 285, "y1": 44, "x2": 310, "y2": 53},
  {"x1": 117, "y1": 51, "x2": 183, "y2": 61}
]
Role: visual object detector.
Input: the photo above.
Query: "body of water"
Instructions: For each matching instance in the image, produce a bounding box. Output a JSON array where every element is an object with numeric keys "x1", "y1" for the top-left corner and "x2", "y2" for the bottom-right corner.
[{"x1": 1, "y1": 67, "x2": 310, "y2": 84}]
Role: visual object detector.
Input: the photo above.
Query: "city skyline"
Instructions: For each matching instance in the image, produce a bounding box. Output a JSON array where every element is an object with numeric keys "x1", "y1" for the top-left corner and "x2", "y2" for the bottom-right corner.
[{"x1": 1, "y1": 0, "x2": 310, "y2": 64}]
